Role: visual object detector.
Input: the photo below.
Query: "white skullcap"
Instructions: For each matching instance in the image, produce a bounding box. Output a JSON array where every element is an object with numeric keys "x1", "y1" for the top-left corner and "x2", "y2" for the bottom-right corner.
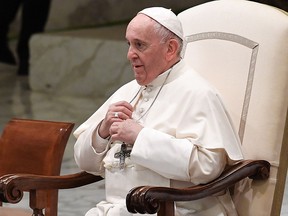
[{"x1": 138, "y1": 7, "x2": 183, "y2": 40}]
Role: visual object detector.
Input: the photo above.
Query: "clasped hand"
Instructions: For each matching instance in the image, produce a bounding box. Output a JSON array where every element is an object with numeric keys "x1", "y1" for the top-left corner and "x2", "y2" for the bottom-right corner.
[{"x1": 98, "y1": 101, "x2": 143, "y2": 144}]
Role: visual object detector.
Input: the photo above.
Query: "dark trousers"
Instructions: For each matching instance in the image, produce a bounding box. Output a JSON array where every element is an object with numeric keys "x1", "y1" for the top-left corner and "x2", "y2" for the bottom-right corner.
[{"x1": 0, "y1": 0, "x2": 51, "y2": 75}]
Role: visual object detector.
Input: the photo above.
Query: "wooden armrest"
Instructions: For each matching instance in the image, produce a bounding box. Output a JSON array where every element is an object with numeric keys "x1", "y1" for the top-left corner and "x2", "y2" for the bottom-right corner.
[
  {"x1": 126, "y1": 159, "x2": 270, "y2": 214},
  {"x1": 0, "y1": 171, "x2": 103, "y2": 204}
]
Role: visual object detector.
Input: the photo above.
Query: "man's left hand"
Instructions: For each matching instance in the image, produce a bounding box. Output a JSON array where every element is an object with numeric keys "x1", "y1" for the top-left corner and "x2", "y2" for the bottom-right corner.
[{"x1": 110, "y1": 119, "x2": 143, "y2": 144}]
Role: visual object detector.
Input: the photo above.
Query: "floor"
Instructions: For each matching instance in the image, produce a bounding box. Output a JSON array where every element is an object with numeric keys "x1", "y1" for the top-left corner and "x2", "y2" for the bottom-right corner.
[{"x1": 0, "y1": 56, "x2": 287, "y2": 215}]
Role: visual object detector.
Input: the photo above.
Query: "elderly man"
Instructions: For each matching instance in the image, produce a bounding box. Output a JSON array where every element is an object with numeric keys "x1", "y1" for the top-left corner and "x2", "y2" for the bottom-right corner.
[{"x1": 74, "y1": 7, "x2": 243, "y2": 216}]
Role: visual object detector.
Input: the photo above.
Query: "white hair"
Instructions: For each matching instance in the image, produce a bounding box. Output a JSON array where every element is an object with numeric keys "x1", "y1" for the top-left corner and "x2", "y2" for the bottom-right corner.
[{"x1": 153, "y1": 21, "x2": 183, "y2": 57}]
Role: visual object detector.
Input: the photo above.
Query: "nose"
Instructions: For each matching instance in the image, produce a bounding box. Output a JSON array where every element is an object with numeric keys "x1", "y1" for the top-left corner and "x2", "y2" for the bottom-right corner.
[{"x1": 127, "y1": 46, "x2": 137, "y2": 60}]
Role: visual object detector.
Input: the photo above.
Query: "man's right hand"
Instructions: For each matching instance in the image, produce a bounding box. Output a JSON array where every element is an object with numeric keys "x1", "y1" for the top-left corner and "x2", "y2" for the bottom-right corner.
[{"x1": 98, "y1": 101, "x2": 133, "y2": 139}]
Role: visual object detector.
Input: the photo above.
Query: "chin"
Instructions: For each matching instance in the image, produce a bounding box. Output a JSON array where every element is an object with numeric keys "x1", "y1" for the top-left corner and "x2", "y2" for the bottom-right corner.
[{"x1": 135, "y1": 79, "x2": 145, "y2": 86}]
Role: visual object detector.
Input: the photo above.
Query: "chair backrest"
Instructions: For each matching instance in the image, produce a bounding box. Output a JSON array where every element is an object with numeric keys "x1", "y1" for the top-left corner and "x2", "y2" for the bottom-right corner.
[
  {"x1": 0, "y1": 118, "x2": 74, "y2": 216},
  {"x1": 178, "y1": 0, "x2": 288, "y2": 215}
]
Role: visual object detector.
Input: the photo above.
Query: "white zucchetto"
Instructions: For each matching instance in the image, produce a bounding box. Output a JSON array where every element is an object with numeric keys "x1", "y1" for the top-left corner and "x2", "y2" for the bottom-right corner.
[{"x1": 138, "y1": 7, "x2": 183, "y2": 40}]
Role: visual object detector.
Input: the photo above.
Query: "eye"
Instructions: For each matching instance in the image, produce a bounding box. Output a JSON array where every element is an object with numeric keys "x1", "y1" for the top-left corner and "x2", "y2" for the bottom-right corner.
[
  {"x1": 136, "y1": 42, "x2": 142, "y2": 48},
  {"x1": 135, "y1": 41, "x2": 146, "y2": 51}
]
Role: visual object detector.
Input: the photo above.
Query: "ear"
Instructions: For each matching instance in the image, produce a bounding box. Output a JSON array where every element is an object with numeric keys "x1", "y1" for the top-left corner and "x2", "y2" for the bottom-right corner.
[{"x1": 166, "y1": 39, "x2": 179, "y2": 61}]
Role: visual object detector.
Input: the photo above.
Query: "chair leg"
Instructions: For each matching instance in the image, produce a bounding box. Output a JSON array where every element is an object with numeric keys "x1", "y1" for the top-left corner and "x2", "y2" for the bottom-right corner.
[
  {"x1": 45, "y1": 190, "x2": 58, "y2": 216},
  {"x1": 29, "y1": 189, "x2": 58, "y2": 216},
  {"x1": 158, "y1": 201, "x2": 175, "y2": 216},
  {"x1": 32, "y1": 208, "x2": 45, "y2": 216},
  {"x1": 29, "y1": 190, "x2": 46, "y2": 216}
]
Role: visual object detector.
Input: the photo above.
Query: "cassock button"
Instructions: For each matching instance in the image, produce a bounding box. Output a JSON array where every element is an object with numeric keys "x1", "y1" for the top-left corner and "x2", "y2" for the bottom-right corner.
[
  {"x1": 146, "y1": 86, "x2": 152, "y2": 92},
  {"x1": 144, "y1": 98, "x2": 149, "y2": 102},
  {"x1": 139, "y1": 108, "x2": 144, "y2": 113}
]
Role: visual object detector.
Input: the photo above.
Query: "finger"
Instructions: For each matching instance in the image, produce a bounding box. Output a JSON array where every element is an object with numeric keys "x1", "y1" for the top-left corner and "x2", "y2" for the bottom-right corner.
[
  {"x1": 109, "y1": 123, "x2": 118, "y2": 136},
  {"x1": 113, "y1": 101, "x2": 134, "y2": 119},
  {"x1": 112, "y1": 112, "x2": 132, "y2": 121},
  {"x1": 112, "y1": 111, "x2": 120, "y2": 119},
  {"x1": 114, "y1": 101, "x2": 133, "y2": 111}
]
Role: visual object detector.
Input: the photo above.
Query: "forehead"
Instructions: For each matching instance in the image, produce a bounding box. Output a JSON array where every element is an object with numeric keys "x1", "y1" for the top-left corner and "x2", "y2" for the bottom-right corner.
[{"x1": 126, "y1": 14, "x2": 158, "y2": 41}]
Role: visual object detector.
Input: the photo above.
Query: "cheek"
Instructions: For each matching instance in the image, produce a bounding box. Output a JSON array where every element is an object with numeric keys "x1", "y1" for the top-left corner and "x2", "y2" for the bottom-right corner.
[
  {"x1": 147, "y1": 55, "x2": 165, "y2": 73},
  {"x1": 144, "y1": 59, "x2": 158, "y2": 76},
  {"x1": 137, "y1": 51, "x2": 166, "y2": 84}
]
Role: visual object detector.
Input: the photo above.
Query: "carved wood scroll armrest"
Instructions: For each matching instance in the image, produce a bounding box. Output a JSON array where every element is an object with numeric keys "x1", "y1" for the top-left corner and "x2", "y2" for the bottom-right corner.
[
  {"x1": 126, "y1": 159, "x2": 270, "y2": 214},
  {"x1": 0, "y1": 171, "x2": 103, "y2": 204}
]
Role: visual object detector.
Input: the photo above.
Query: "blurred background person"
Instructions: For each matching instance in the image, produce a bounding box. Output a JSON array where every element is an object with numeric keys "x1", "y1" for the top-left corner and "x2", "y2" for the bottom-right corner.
[{"x1": 0, "y1": 0, "x2": 51, "y2": 76}]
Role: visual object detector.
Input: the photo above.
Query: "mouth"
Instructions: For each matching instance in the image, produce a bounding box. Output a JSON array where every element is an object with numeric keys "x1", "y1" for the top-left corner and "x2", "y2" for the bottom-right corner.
[
  {"x1": 131, "y1": 61, "x2": 143, "y2": 67},
  {"x1": 132, "y1": 64, "x2": 143, "y2": 70}
]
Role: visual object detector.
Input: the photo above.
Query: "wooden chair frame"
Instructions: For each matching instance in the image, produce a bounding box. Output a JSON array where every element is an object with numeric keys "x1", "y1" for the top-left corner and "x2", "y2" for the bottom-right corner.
[
  {"x1": 0, "y1": 118, "x2": 75, "y2": 216},
  {"x1": 0, "y1": 159, "x2": 270, "y2": 216}
]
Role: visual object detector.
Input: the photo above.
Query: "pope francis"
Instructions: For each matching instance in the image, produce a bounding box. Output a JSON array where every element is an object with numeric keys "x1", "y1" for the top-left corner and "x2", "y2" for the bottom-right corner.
[{"x1": 74, "y1": 7, "x2": 244, "y2": 216}]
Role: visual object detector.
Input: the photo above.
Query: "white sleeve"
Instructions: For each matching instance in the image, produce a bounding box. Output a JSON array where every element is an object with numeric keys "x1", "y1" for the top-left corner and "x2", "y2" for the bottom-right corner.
[
  {"x1": 130, "y1": 127, "x2": 226, "y2": 184},
  {"x1": 74, "y1": 122, "x2": 109, "y2": 176}
]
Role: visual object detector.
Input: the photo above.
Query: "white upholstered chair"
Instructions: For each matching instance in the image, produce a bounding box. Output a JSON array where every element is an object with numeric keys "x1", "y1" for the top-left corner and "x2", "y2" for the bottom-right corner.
[
  {"x1": 178, "y1": 1, "x2": 288, "y2": 215},
  {"x1": 127, "y1": 0, "x2": 288, "y2": 215}
]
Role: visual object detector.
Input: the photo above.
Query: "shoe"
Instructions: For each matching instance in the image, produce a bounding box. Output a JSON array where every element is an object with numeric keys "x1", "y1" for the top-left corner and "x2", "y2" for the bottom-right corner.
[{"x1": 0, "y1": 46, "x2": 16, "y2": 65}]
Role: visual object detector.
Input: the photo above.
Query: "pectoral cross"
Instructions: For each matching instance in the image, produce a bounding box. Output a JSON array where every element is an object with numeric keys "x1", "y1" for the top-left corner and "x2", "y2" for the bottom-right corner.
[{"x1": 114, "y1": 143, "x2": 132, "y2": 170}]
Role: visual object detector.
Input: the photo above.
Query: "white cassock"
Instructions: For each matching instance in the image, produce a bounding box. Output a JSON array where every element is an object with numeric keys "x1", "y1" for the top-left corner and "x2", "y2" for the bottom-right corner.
[{"x1": 74, "y1": 60, "x2": 244, "y2": 216}]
